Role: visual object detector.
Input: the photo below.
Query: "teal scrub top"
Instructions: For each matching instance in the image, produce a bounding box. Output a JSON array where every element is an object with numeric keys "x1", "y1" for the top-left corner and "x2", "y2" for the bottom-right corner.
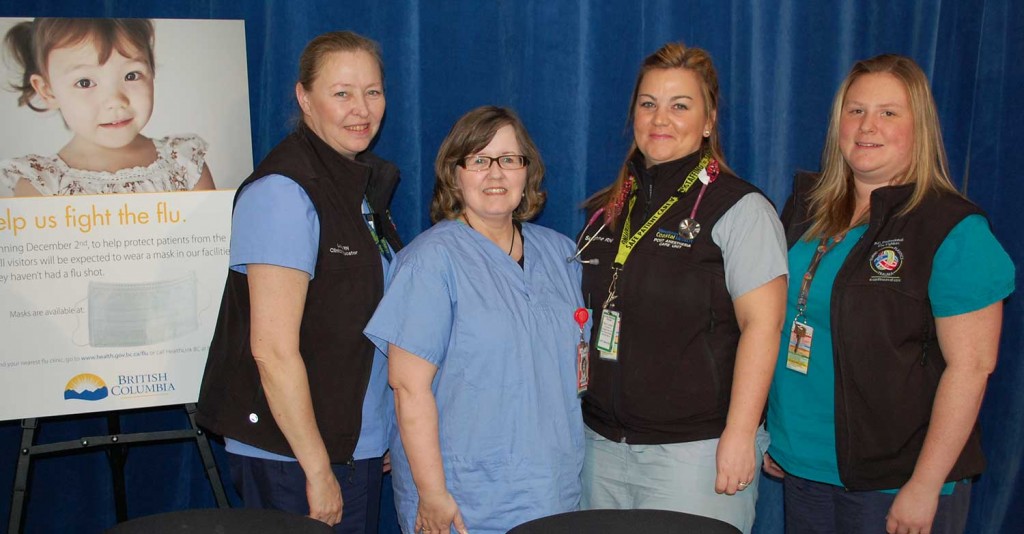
[{"x1": 768, "y1": 215, "x2": 1015, "y2": 492}]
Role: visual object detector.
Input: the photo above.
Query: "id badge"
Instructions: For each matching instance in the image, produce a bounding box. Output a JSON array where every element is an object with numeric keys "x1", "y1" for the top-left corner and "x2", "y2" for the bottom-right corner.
[
  {"x1": 596, "y1": 309, "x2": 620, "y2": 360},
  {"x1": 577, "y1": 340, "x2": 590, "y2": 395},
  {"x1": 786, "y1": 318, "x2": 813, "y2": 374}
]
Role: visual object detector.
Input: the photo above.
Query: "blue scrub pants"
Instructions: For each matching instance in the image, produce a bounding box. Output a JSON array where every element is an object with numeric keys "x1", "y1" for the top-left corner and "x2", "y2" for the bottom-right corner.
[
  {"x1": 229, "y1": 453, "x2": 383, "y2": 534},
  {"x1": 782, "y1": 474, "x2": 970, "y2": 534}
]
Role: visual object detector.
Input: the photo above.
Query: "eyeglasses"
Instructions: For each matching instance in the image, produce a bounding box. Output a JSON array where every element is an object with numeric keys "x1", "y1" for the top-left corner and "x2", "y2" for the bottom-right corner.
[{"x1": 458, "y1": 154, "x2": 530, "y2": 172}]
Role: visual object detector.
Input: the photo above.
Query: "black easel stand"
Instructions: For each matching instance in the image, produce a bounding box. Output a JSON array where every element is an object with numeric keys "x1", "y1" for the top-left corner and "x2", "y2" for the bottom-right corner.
[{"x1": 7, "y1": 403, "x2": 229, "y2": 533}]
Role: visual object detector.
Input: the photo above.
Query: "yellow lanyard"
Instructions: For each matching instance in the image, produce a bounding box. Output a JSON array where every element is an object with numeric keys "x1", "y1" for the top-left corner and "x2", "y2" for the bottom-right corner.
[{"x1": 613, "y1": 153, "x2": 710, "y2": 267}]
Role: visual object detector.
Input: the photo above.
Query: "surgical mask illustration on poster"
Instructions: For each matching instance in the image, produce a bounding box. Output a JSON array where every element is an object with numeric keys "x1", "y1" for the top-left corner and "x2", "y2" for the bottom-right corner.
[{"x1": 0, "y1": 18, "x2": 252, "y2": 420}]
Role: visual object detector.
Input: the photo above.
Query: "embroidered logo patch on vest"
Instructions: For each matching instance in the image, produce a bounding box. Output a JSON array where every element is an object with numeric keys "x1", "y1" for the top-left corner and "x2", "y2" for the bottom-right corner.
[
  {"x1": 329, "y1": 243, "x2": 359, "y2": 256},
  {"x1": 869, "y1": 243, "x2": 903, "y2": 282}
]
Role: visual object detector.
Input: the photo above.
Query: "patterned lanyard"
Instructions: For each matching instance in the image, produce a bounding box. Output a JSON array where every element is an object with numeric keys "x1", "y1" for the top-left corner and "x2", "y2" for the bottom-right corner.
[
  {"x1": 794, "y1": 232, "x2": 847, "y2": 322},
  {"x1": 362, "y1": 198, "x2": 392, "y2": 262}
]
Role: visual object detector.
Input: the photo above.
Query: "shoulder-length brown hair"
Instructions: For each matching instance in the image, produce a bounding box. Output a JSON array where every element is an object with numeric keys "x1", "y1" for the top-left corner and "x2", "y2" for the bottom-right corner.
[
  {"x1": 583, "y1": 42, "x2": 730, "y2": 226},
  {"x1": 805, "y1": 54, "x2": 961, "y2": 239},
  {"x1": 430, "y1": 106, "x2": 546, "y2": 223}
]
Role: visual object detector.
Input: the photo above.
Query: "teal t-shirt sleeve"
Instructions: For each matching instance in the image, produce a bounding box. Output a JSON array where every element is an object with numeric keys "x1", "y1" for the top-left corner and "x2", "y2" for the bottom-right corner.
[{"x1": 929, "y1": 215, "x2": 1016, "y2": 317}]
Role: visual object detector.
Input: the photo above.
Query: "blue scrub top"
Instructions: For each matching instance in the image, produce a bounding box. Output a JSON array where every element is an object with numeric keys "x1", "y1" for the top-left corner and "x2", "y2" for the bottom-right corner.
[
  {"x1": 365, "y1": 220, "x2": 587, "y2": 534},
  {"x1": 768, "y1": 215, "x2": 1015, "y2": 492}
]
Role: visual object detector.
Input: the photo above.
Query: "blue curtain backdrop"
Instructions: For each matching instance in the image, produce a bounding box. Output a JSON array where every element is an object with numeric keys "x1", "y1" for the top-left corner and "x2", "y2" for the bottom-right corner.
[{"x1": 0, "y1": 1, "x2": 1020, "y2": 532}]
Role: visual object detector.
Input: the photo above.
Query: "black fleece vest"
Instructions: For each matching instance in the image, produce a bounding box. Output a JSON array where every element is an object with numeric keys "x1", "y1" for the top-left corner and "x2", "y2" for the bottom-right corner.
[
  {"x1": 781, "y1": 172, "x2": 985, "y2": 490},
  {"x1": 581, "y1": 154, "x2": 764, "y2": 444},
  {"x1": 197, "y1": 127, "x2": 402, "y2": 462}
]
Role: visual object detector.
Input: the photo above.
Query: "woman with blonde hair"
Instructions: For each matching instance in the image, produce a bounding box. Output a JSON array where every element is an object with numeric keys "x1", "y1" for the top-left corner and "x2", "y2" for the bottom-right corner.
[
  {"x1": 198, "y1": 31, "x2": 401, "y2": 533},
  {"x1": 765, "y1": 54, "x2": 1014, "y2": 534}
]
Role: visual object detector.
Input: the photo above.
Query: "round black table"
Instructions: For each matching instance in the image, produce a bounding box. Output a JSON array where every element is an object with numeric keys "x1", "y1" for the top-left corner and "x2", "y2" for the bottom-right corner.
[
  {"x1": 103, "y1": 508, "x2": 334, "y2": 534},
  {"x1": 507, "y1": 509, "x2": 742, "y2": 533}
]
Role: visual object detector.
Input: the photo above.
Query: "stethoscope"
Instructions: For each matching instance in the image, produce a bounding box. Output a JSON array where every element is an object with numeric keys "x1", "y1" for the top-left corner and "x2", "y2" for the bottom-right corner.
[
  {"x1": 566, "y1": 208, "x2": 608, "y2": 265},
  {"x1": 566, "y1": 165, "x2": 717, "y2": 267}
]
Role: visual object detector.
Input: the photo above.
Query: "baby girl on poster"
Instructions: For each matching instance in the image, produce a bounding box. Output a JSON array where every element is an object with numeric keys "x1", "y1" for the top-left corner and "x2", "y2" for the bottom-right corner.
[{"x1": 1, "y1": 18, "x2": 215, "y2": 197}]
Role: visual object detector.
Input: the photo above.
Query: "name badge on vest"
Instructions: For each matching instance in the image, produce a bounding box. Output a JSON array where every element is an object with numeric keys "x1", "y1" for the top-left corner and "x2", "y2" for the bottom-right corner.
[{"x1": 596, "y1": 308, "x2": 620, "y2": 361}]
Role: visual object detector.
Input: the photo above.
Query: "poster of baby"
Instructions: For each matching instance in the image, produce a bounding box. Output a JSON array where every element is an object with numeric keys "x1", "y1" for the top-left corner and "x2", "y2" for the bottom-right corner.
[{"x1": 0, "y1": 17, "x2": 252, "y2": 420}]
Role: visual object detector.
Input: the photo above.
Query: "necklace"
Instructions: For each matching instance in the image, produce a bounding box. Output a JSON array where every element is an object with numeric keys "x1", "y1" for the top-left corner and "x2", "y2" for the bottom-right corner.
[{"x1": 462, "y1": 214, "x2": 515, "y2": 256}]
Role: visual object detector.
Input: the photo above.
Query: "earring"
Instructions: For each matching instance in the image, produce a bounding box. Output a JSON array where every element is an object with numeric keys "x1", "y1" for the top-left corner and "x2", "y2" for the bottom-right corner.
[{"x1": 703, "y1": 130, "x2": 711, "y2": 137}]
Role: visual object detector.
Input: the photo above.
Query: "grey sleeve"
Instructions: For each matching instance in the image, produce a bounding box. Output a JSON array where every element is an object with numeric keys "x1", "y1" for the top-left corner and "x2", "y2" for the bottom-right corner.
[{"x1": 711, "y1": 192, "x2": 788, "y2": 300}]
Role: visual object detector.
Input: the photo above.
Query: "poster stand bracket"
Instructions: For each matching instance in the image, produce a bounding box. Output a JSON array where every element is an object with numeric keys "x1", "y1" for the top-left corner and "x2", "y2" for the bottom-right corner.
[{"x1": 6, "y1": 402, "x2": 228, "y2": 533}]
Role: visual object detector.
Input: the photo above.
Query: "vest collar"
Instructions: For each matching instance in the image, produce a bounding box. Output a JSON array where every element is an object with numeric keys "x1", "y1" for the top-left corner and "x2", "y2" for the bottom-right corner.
[
  {"x1": 867, "y1": 183, "x2": 916, "y2": 227},
  {"x1": 629, "y1": 149, "x2": 703, "y2": 205}
]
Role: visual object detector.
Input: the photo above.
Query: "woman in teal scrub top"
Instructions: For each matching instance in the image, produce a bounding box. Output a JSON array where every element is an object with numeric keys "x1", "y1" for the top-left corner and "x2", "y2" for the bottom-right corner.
[{"x1": 765, "y1": 54, "x2": 1014, "y2": 534}]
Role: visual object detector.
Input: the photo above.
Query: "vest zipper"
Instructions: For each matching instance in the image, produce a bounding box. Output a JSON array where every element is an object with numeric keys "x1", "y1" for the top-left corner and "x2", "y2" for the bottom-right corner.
[
  {"x1": 248, "y1": 381, "x2": 265, "y2": 424},
  {"x1": 703, "y1": 310, "x2": 721, "y2": 400},
  {"x1": 920, "y1": 317, "x2": 932, "y2": 367}
]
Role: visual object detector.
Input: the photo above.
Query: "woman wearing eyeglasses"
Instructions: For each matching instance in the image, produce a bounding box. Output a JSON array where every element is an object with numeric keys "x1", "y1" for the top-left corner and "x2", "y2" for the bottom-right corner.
[
  {"x1": 575, "y1": 43, "x2": 787, "y2": 533},
  {"x1": 365, "y1": 106, "x2": 587, "y2": 534}
]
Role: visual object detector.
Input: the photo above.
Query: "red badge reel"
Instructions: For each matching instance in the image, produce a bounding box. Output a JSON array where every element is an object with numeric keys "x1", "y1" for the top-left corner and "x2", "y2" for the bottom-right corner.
[{"x1": 575, "y1": 308, "x2": 590, "y2": 395}]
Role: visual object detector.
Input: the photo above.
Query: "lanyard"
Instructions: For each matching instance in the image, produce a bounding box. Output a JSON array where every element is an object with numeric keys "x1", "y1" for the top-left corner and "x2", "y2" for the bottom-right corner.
[
  {"x1": 362, "y1": 198, "x2": 393, "y2": 262},
  {"x1": 613, "y1": 153, "x2": 711, "y2": 267},
  {"x1": 794, "y1": 232, "x2": 847, "y2": 321}
]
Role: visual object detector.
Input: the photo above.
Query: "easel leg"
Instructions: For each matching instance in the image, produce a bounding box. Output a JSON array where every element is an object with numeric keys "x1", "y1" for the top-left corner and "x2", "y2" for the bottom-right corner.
[
  {"x1": 106, "y1": 413, "x2": 129, "y2": 522},
  {"x1": 185, "y1": 403, "x2": 229, "y2": 507},
  {"x1": 8, "y1": 405, "x2": 229, "y2": 530},
  {"x1": 9, "y1": 418, "x2": 38, "y2": 534}
]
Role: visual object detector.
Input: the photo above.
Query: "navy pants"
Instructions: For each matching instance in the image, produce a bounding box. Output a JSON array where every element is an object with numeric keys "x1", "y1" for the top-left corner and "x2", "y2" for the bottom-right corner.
[
  {"x1": 229, "y1": 453, "x2": 384, "y2": 534},
  {"x1": 783, "y1": 474, "x2": 970, "y2": 534}
]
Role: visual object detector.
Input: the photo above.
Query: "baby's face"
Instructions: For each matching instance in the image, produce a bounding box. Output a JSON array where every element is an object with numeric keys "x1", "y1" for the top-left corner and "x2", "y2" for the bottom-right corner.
[{"x1": 40, "y1": 40, "x2": 154, "y2": 150}]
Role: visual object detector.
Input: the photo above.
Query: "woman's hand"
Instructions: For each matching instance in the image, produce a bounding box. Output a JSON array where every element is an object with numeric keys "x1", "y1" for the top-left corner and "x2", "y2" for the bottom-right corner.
[
  {"x1": 390, "y1": 344, "x2": 462, "y2": 532},
  {"x1": 416, "y1": 489, "x2": 468, "y2": 534},
  {"x1": 762, "y1": 452, "x2": 786, "y2": 479},
  {"x1": 716, "y1": 275, "x2": 786, "y2": 495},
  {"x1": 882, "y1": 302, "x2": 1003, "y2": 534},
  {"x1": 886, "y1": 479, "x2": 940, "y2": 534},
  {"x1": 715, "y1": 425, "x2": 756, "y2": 495},
  {"x1": 305, "y1": 470, "x2": 343, "y2": 525},
  {"x1": 247, "y1": 264, "x2": 341, "y2": 526}
]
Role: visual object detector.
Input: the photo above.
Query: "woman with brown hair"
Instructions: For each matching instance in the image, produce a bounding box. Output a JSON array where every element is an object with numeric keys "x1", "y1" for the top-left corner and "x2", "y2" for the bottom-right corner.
[
  {"x1": 575, "y1": 42, "x2": 787, "y2": 533},
  {"x1": 365, "y1": 106, "x2": 587, "y2": 534}
]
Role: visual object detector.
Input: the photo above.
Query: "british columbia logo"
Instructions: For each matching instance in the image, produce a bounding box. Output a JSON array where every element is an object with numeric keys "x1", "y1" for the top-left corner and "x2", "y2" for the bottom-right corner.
[
  {"x1": 869, "y1": 246, "x2": 903, "y2": 281},
  {"x1": 64, "y1": 373, "x2": 108, "y2": 401},
  {"x1": 63, "y1": 372, "x2": 175, "y2": 401}
]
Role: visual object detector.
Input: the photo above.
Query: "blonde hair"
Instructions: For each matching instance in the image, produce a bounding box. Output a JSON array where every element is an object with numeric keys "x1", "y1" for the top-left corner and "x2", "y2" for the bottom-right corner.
[
  {"x1": 583, "y1": 42, "x2": 730, "y2": 225},
  {"x1": 806, "y1": 54, "x2": 961, "y2": 239},
  {"x1": 431, "y1": 106, "x2": 546, "y2": 223},
  {"x1": 297, "y1": 30, "x2": 383, "y2": 91}
]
